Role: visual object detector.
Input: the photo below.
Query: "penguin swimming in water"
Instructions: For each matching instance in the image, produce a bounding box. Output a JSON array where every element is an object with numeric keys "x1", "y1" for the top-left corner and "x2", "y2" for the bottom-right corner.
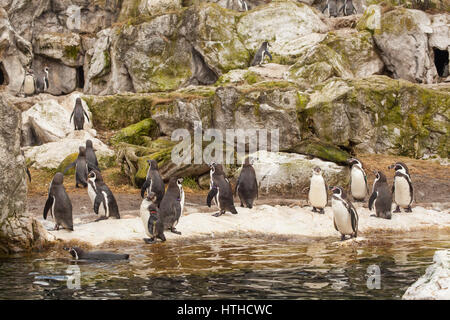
[
  {"x1": 70, "y1": 97, "x2": 90, "y2": 130},
  {"x1": 388, "y1": 162, "x2": 414, "y2": 213},
  {"x1": 159, "y1": 177, "x2": 184, "y2": 235},
  {"x1": 63, "y1": 146, "x2": 97, "y2": 188},
  {"x1": 64, "y1": 247, "x2": 129, "y2": 261},
  {"x1": 43, "y1": 172, "x2": 73, "y2": 231},
  {"x1": 35, "y1": 66, "x2": 49, "y2": 93},
  {"x1": 308, "y1": 166, "x2": 328, "y2": 214},
  {"x1": 140, "y1": 159, "x2": 165, "y2": 207},
  {"x1": 207, "y1": 162, "x2": 238, "y2": 217},
  {"x1": 87, "y1": 170, "x2": 120, "y2": 220},
  {"x1": 140, "y1": 192, "x2": 166, "y2": 244},
  {"x1": 368, "y1": 170, "x2": 392, "y2": 219},
  {"x1": 322, "y1": 0, "x2": 338, "y2": 17},
  {"x1": 330, "y1": 186, "x2": 358, "y2": 241},
  {"x1": 348, "y1": 158, "x2": 369, "y2": 201},
  {"x1": 339, "y1": 0, "x2": 357, "y2": 16},
  {"x1": 235, "y1": 157, "x2": 258, "y2": 208},
  {"x1": 251, "y1": 41, "x2": 273, "y2": 67},
  {"x1": 85, "y1": 139, "x2": 98, "y2": 169}
]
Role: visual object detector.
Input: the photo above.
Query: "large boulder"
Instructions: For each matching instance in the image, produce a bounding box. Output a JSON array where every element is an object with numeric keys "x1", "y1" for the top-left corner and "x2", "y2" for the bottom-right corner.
[
  {"x1": 0, "y1": 94, "x2": 48, "y2": 253},
  {"x1": 33, "y1": 32, "x2": 83, "y2": 67}
]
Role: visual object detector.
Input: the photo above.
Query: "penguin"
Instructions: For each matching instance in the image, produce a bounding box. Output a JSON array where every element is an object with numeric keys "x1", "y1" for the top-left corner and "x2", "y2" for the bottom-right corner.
[
  {"x1": 21, "y1": 149, "x2": 31, "y2": 182},
  {"x1": 208, "y1": 161, "x2": 224, "y2": 208},
  {"x1": 322, "y1": 0, "x2": 338, "y2": 17},
  {"x1": 339, "y1": 0, "x2": 357, "y2": 16},
  {"x1": 237, "y1": 0, "x2": 249, "y2": 11},
  {"x1": 140, "y1": 159, "x2": 165, "y2": 207},
  {"x1": 207, "y1": 162, "x2": 238, "y2": 217},
  {"x1": 388, "y1": 162, "x2": 414, "y2": 213},
  {"x1": 64, "y1": 247, "x2": 129, "y2": 261},
  {"x1": 330, "y1": 186, "x2": 358, "y2": 241},
  {"x1": 308, "y1": 166, "x2": 328, "y2": 214},
  {"x1": 159, "y1": 177, "x2": 184, "y2": 235},
  {"x1": 22, "y1": 68, "x2": 36, "y2": 96},
  {"x1": 348, "y1": 158, "x2": 369, "y2": 201},
  {"x1": 85, "y1": 139, "x2": 99, "y2": 169},
  {"x1": 251, "y1": 41, "x2": 273, "y2": 67},
  {"x1": 140, "y1": 192, "x2": 166, "y2": 244},
  {"x1": 63, "y1": 146, "x2": 97, "y2": 188},
  {"x1": 87, "y1": 169, "x2": 120, "y2": 220},
  {"x1": 35, "y1": 66, "x2": 49, "y2": 93},
  {"x1": 235, "y1": 157, "x2": 258, "y2": 209},
  {"x1": 70, "y1": 97, "x2": 90, "y2": 131},
  {"x1": 43, "y1": 172, "x2": 73, "y2": 231},
  {"x1": 368, "y1": 170, "x2": 392, "y2": 219}
]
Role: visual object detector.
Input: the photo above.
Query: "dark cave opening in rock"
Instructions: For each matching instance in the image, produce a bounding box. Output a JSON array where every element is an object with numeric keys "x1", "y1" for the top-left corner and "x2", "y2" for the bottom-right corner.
[
  {"x1": 433, "y1": 48, "x2": 449, "y2": 77},
  {"x1": 0, "y1": 62, "x2": 9, "y2": 86},
  {"x1": 76, "y1": 66, "x2": 85, "y2": 89}
]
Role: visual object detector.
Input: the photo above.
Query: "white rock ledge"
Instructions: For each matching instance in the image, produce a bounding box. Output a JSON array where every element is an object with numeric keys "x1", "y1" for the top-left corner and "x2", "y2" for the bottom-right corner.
[
  {"x1": 43, "y1": 204, "x2": 450, "y2": 246},
  {"x1": 403, "y1": 250, "x2": 450, "y2": 300}
]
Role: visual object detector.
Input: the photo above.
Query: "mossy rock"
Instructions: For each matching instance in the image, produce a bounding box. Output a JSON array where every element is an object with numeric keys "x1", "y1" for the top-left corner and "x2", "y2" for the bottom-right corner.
[
  {"x1": 56, "y1": 153, "x2": 78, "y2": 175},
  {"x1": 286, "y1": 140, "x2": 351, "y2": 165},
  {"x1": 111, "y1": 118, "x2": 160, "y2": 146}
]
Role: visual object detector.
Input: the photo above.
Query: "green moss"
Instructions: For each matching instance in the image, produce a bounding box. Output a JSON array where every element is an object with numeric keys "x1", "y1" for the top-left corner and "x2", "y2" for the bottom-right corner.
[
  {"x1": 288, "y1": 140, "x2": 351, "y2": 164},
  {"x1": 64, "y1": 45, "x2": 80, "y2": 60},
  {"x1": 243, "y1": 71, "x2": 262, "y2": 85},
  {"x1": 56, "y1": 153, "x2": 78, "y2": 175},
  {"x1": 182, "y1": 176, "x2": 199, "y2": 189},
  {"x1": 111, "y1": 118, "x2": 160, "y2": 146}
]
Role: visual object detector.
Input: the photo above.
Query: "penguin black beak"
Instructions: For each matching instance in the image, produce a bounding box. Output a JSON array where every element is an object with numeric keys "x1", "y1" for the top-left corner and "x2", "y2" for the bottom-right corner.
[
  {"x1": 388, "y1": 164, "x2": 395, "y2": 169},
  {"x1": 328, "y1": 185, "x2": 334, "y2": 190},
  {"x1": 372, "y1": 170, "x2": 378, "y2": 175},
  {"x1": 63, "y1": 247, "x2": 70, "y2": 251}
]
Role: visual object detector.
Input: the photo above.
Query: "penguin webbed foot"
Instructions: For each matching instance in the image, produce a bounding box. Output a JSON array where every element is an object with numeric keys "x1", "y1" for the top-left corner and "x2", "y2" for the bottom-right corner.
[
  {"x1": 95, "y1": 216, "x2": 108, "y2": 222},
  {"x1": 393, "y1": 206, "x2": 401, "y2": 213},
  {"x1": 170, "y1": 227, "x2": 181, "y2": 235},
  {"x1": 405, "y1": 206, "x2": 412, "y2": 213},
  {"x1": 144, "y1": 238, "x2": 156, "y2": 244},
  {"x1": 54, "y1": 224, "x2": 60, "y2": 231},
  {"x1": 311, "y1": 207, "x2": 317, "y2": 213},
  {"x1": 340, "y1": 234, "x2": 346, "y2": 241},
  {"x1": 319, "y1": 208, "x2": 325, "y2": 214}
]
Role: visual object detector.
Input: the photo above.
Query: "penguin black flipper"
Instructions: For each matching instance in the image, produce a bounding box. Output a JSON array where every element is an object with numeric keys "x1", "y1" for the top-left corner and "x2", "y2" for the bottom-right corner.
[
  {"x1": 265, "y1": 50, "x2": 273, "y2": 61},
  {"x1": 26, "y1": 167, "x2": 32, "y2": 182},
  {"x1": 322, "y1": 4, "x2": 327, "y2": 13},
  {"x1": 93, "y1": 193, "x2": 106, "y2": 215},
  {"x1": 69, "y1": 110, "x2": 74, "y2": 124},
  {"x1": 43, "y1": 196, "x2": 54, "y2": 220},
  {"x1": 207, "y1": 187, "x2": 219, "y2": 208},
  {"x1": 333, "y1": 217, "x2": 338, "y2": 232},
  {"x1": 349, "y1": 203, "x2": 358, "y2": 235},
  {"x1": 368, "y1": 191, "x2": 377, "y2": 211},
  {"x1": 141, "y1": 179, "x2": 150, "y2": 199},
  {"x1": 83, "y1": 110, "x2": 90, "y2": 122},
  {"x1": 364, "y1": 172, "x2": 369, "y2": 196},
  {"x1": 63, "y1": 161, "x2": 76, "y2": 175},
  {"x1": 338, "y1": 4, "x2": 344, "y2": 13},
  {"x1": 234, "y1": 176, "x2": 240, "y2": 196}
]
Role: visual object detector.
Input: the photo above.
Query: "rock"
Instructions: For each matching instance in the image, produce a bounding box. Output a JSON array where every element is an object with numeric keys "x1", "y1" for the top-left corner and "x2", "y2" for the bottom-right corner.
[
  {"x1": 403, "y1": 250, "x2": 450, "y2": 300},
  {"x1": 0, "y1": 94, "x2": 49, "y2": 253},
  {"x1": 110, "y1": 118, "x2": 160, "y2": 146},
  {"x1": 245, "y1": 150, "x2": 349, "y2": 195},
  {"x1": 429, "y1": 14, "x2": 449, "y2": 51},
  {"x1": 33, "y1": 31, "x2": 83, "y2": 67},
  {"x1": 138, "y1": 0, "x2": 182, "y2": 16}
]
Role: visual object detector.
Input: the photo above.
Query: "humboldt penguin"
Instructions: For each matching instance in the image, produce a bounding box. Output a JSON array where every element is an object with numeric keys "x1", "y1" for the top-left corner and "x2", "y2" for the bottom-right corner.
[
  {"x1": 159, "y1": 177, "x2": 184, "y2": 235},
  {"x1": 43, "y1": 172, "x2": 73, "y2": 231},
  {"x1": 23, "y1": 68, "x2": 36, "y2": 96},
  {"x1": 348, "y1": 158, "x2": 369, "y2": 201},
  {"x1": 35, "y1": 66, "x2": 49, "y2": 93},
  {"x1": 237, "y1": 0, "x2": 249, "y2": 11},
  {"x1": 140, "y1": 192, "x2": 166, "y2": 243},
  {"x1": 70, "y1": 97, "x2": 90, "y2": 130},
  {"x1": 339, "y1": 0, "x2": 357, "y2": 16},
  {"x1": 251, "y1": 41, "x2": 273, "y2": 67},
  {"x1": 63, "y1": 146, "x2": 96, "y2": 188},
  {"x1": 322, "y1": 0, "x2": 338, "y2": 17},
  {"x1": 64, "y1": 247, "x2": 129, "y2": 261},
  {"x1": 368, "y1": 170, "x2": 392, "y2": 219},
  {"x1": 87, "y1": 170, "x2": 120, "y2": 220},
  {"x1": 308, "y1": 166, "x2": 328, "y2": 214},
  {"x1": 235, "y1": 157, "x2": 258, "y2": 208},
  {"x1": 207, "y1": 162, "x2": 238, "y2": 217},
  {"x1": 140, "y1": 159, "x2": 165, "y2": 207},
  {"x1": 85, "y1": 139, "x2": 98, "y2": 169},
  {"x1": 388, "y1": 162, "x2": 414, "y2": 213},
  {"x1": 330, "y1": 186, "x2": 358, "y2": 241}
]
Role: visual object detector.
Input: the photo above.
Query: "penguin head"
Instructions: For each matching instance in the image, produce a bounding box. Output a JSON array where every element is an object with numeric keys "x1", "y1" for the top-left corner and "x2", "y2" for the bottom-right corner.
[
  {"x1": 88, "y1": 169, "x2": 103, "y2": 183},
  {"x1": 86, "y1": 139, "x2": 93, "y2": 148},
  {"x1": 44, "y1": 66, "x2": 49, "y2": 73},
  {"x1": 373, "y1": 170, "x2": 387, "y2": 183},
  {"x1": 312, "y1": 166, "x2": 322, "y2": 175},
  {"x1": 210, "y1": 162, "x2": 224, "y2": 175},
  {"x1": 262, "y1": 41, "x2": 271, "y2": 49},
  {"x1": 53, "y1": 172, "x2": 64, "y2": 185},
  {"x1": 78, "y1": 146, "x2": 86, "y2": 156},
  {"x1": 176, "y1": 178, "x2": 184, "y2": 188},
  {"x1": 388, "y1": 162, "x2": 409, "y2": 174},
  {"x1": 64, "y1": 246, "x2": 82, "y2": 260},
  {"x1": 147, "y1": 159, "x2": 158, "y2": 170},
  {"x1": 330, "y1": 186, "x2": 345, "y2": 198},
  {"x1": 347, "y1": 158, "x2": 362, "y2": 168}
]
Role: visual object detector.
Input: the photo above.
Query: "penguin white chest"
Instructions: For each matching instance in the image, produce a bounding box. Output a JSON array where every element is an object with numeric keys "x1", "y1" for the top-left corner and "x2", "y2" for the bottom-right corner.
[
  {"x1": 394, "y1": 177, "x2": 411, "y2": 207},
  {"x1": 309, "y1": 175, "x2": 327, "y2": 208},
  {"x1": 24, "y1": 76, "x2": 35, "y2": 95},
  {"x1": 351, "y1": 168, "x2": 367, "y2": 199},
  {"x1": 87, "y1": 183, "x2": 105, "y2": 216},
  {"x1": 139, "y1": 199, "x2": 151, "y2": 237},
  {"x1": 332, "y1": 199, "x2": 354, "y2": 235}
]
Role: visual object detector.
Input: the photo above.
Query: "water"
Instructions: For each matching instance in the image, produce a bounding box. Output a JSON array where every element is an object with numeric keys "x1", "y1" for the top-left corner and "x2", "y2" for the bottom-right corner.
[{"x1": 0, "y1": 230, "x2": 448, "y2": 300}]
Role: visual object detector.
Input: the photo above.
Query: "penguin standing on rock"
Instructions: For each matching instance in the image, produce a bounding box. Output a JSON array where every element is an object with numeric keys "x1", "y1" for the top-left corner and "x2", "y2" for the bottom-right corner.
[
  {"x1": 35, "y1": 66, "x2": 49, "y2": 93},
  {"x1": 140, "y1": 159, "x2": 165, "y2": 207},
  {"x1": 308, "y1": 166, "x2": 328, "y2": 214},
  {"x1": 85, "y1": 140, "x2": 98, "y2": 169},
  {"x1": 251, "y1": 41, "x2": 273, "y2": 67},
  {"x1": 207, "y1": 162, "x2": 238, "y2": 217},
  {"x1": 235, "y1": 157, "x2": 258, "y2": 209},
  {"x1": 388, "y1": 162, "x2": 414, "y2": 213},
  {"x1": 348, "y1": 158, "x2": 369, "y2": 201},
  {"x1": 368, "y1": 170, "x2": 392, "y2": 219},
  {"x1": 43, "y1": 172, "x2": 73, "y2": 231},
  {"x1": 87, "y1": 170, "x2": 120, "y2": 220},
  {"x1": 22, "y1": 68, "x2": 36, "y2": 96},
  {"x1": 322, "y1": 0, "x2": 338, "y2": 17},
  {"x1": 159, "y1": 177, "x2": 184, "y2": 235},
  {"x1": 64, "y1": 247, "x2": 129, "y2": 261},
  {"x1": 140, "y1": 192, "x2": 166, "y2": 244},
  {"x1": 63, "y1": 146, "x2": 97, "y2": 188},
  {"x1": 70, "y1": 97, "x2": 90, "y2": 130},
  {"x1": 330, "y1": 186, "x2": 358, "y2": 241}
]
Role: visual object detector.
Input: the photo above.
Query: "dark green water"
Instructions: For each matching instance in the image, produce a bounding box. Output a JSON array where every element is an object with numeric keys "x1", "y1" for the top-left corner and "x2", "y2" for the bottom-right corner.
[{"x1": 0, "y1": 230, "x2": 448, "y2": 299}]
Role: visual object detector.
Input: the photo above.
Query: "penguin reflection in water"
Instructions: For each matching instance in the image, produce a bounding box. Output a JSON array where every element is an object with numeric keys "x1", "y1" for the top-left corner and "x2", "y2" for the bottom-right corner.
[
  {"x1": 87, "y1": 170, "x2": 120, "y2": 221},
  {"x1": 159, "y1": 177, "x2": 185, "y2": 235},
  {"x1": 140, "y1": 192, "x2": 166, "y2": 243},
  {"x1": 308, "y1": 166, "x2": 328, "y2": 214},
  {"x1": 388, "y1": 162, "x2": 414, "y2": 213},
  {"x1": 43, "y1": 172, "x2": 73, "y2": 231},
  {"x1": 330, "y1": 186, "x2": 358, "y2": 241},
  {"x1": 368, "y1": 170, "x2": 392, "y2": 219},
  {"x1": 207, "y1": 162, "x2": 238, "y2": 217},
  {"x1": 64, "y1": 247, "x2": 129, "y2": 261}
]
